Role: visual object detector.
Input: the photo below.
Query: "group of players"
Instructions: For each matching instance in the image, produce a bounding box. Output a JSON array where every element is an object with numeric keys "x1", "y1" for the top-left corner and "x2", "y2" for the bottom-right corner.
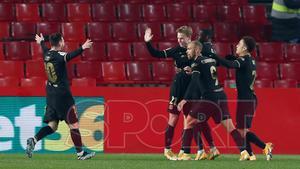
[{"x1": 144, "y1": 26, "x2": 274, "y2": 161}]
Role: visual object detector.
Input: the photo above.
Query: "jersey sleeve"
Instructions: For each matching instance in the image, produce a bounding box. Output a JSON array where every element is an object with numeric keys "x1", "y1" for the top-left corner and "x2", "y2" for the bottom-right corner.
[
  {"x1": 145, "y1": 42, "x2": 176, "y2": 59},
  {"x1": 40, "y1": 41, "x2": 49, "y2": 55},
  {"x1": 63, "y1": 46, "x2": 84, "y2": 62},
  {"x1": 210, "y1": 53, "x2": 240, "y2": 69}
]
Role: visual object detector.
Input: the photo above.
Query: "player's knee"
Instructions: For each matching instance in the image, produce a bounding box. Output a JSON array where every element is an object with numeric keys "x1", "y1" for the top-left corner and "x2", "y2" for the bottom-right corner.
[
  {"x1": 48, "y1": 122, "x2": 58, "y2": 131},
  {"x1": 68, "y1": 122, "x2": 79, "y2": 129},
  {"x1": 221, "y1": 119, "x2": 236, "y2": 133},
  {"x1": 168, "y1": 114, "x2": 179, "y2": 126}
]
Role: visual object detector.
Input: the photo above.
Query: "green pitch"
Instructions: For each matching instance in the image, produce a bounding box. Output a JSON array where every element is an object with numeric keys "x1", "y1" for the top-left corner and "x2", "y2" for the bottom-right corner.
[{"x1": 0, "y1": 154, "x2": 299, "y2": 169}]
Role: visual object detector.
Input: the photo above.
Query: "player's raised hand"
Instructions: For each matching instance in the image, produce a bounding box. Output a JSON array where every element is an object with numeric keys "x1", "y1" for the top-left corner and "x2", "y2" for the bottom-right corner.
[
  {"x1": 35, "y1": 33, "x2": 44, "y2": 44},
  {"x1": 177, "y1": 99, "x2": 187, "y2": 111},
  {"x1": 82, "y1": 39, "x2": 93, "y2": 50},
  {"x1": 144, "y1": 28, "x2": 153, "y2": 42}
]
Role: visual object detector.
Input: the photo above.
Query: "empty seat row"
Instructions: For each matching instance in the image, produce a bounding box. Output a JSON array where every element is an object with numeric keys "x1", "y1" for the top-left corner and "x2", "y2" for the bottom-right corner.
[{"x1": 224, "y1": 79, "x2": 299, "y2": 88}]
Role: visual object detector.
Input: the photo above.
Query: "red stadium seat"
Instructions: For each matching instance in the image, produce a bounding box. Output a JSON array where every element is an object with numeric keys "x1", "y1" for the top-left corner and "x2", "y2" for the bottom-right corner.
[
  {"x1": 0, "y1": 77, "x2": 19, "y2": 87},
  {"x1": 166, "y1": 3, "x2": 192, "y2": 22},
  {"x1": 123, "y1": 0, "x2": 147, "y2": 3},
  {"x1": 126, "y1": 61, "x2": 152, "y2": 83},
  {"x1": 41, "y1": 3, "x2": 67, "y2": 22},
  {"x1": 91, "y1": 3, "x2": 117, "y2": 22},
  {"x1": 101, "y1": 61, "x2": 131, "y2": 83},
  {"x1": 81, "y1": 42, "x2": 106, "y2": 61},
  {"x1": 76, "y1": 61, "x2": 102, "y2": 79},
  {"x1": 0, "y1": 22, "x2": 9, "y2": 40},
  {"x1": 5, "y1": 42, "x2": 31, "y2": 61},
  {"x1": 107, "y1": 42, "x2": 132, "y2": 61},
  {"x1": 36, "y1": 22, "x2": 61, "y2": 35},
  {"x1": 21, "y1": 77, "x2": 46, "y2": 87},
  {"x1": 62, "y1": 23, "x2": 86, "y2": 41},
  {"x1": 25, "y1": 60, "x2": 46, "y2": 78},
  {"x1": 118, "y1": 4, "x2": 142, "y2": 22},
  {"x1": 242, "y1": 5, "x2": 268, "y2": 24},
  {"x1": 202, "y1": 0, "x2": 224, "y2": 5},
  {"x1": 137, "y1": 22, "x2": 163, "y2": 41},
  {"x1": 213, "y1": 42, "x2": 232, "y2": 57},
  {"x1": 66, "y1": 62, "x2": 76, "y2": 80},
  {"x1": 151, "y1": 0, "x2": 173, "y2": 3},
  {"x1": 16, "y1": 3, "x2": 40, "y2": 21},
  {"x1": 280, "y1": 63, "x2": 300, "y2": 82},
  {"x1": 192, "y1": 5, "x2": 217, "y2": 23},
  {"x1": 72, "y1": 77, "x2": 96, "y2": 87},
  {"x1": 174, "y1": 0, "x2": 198, "y2": 4},
  {"x1": 11, "y1": 22, "x2": 36, "y2": 39},
  {"x1": 213, "y1": 22, "x2": 239, "y2": 42},
  {"x1": 257, "y1": 43, "x2": 285, "y2": 63},
  {"x1": 142, "y1": 4, "x2": 167, "y2": 22},
  {"x1": 63, "y1": 42, "x2": 81, "y2": 63},
  {"x1": 30, "y1": 42, "x2": 50, "y2": 60},
  {"x1": 286, "y1": 44, "x2": 300, "y2": 62},
  {"x1": 217, "y1": 67, "x2": 227, "y2": 84},
  {"x1": 0, "y1": 61, "x2": 24, "y2": 78},
  {"x1": 224, "y1": 79, "x2": 236, "y2": 88},
  {"x1": 132, "y1": 42, "x2": 158, "y2": 61},
  {"x1": 67, "y1": 3, "x2": 91, "y2": 22},
  {"x1": 87, "y1": 22, "x2": 111, "y2": 42},
  {"x1": 254, "y1": 79, "x2": 273, "y2": 88},
  {"x1": 162, "y1": 22, "x2": 183, "y2": 41},
  {"x1": 256, "y1": 62, "x2": 279, "y2": 80},
  {"x1": 274, "y1": 79, "x2": 298, "y2": 88},
  {"x1": 217, "y1": 5, "x2": 241, "y2": 23},
  {"x1": 152, "y1": 61, "x2": 175, "y2": 83},
  {"x1": 0, "y1": 42, "x2": 4, "y2": 60},
  {"x1": 112, "y1": 22, "x2": 138, "y2": 41},
  {"x1": 0, "y1": 3, "x2": 15, "y2": 21},
  {"x1": 187, "y1": 22, "x2": 212, "y2": 39},
  {"x1": 224, "y1": 0, "x2": 248, "y2": 5}
]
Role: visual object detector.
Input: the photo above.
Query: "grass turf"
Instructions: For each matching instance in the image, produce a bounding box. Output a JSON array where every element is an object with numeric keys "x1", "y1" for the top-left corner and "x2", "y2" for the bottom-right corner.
[{"x1": 0, "y1": 154, "x2": 299, "y2": 169}]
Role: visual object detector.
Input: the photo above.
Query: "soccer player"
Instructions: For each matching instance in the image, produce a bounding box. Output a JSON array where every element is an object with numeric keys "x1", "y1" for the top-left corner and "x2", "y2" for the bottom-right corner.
[
  {"x1": 26, "y1": 33, "x2": 95, "y2": 160},
  {"x1": 177, "y1": 41, "x2": 250, "y2": 161},
  {"x1": 210, "y1": 36, "x2": 274, "y2": 160},
  {"x1": 144, "y1": 26, "x2": 218, "y2": 160}
]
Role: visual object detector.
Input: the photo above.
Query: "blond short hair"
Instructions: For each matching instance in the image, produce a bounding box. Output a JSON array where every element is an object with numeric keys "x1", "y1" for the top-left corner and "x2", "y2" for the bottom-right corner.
[
  {"x1": 188, "y1": 41, "x2": 203, "y2": 50},
  {"x1": 176, "y1": 26, "x2": 193, "y2": 37}
]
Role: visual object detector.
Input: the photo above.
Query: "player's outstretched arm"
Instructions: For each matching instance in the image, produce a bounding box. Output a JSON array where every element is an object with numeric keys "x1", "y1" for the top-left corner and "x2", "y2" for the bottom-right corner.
[
  {"x1": 211, "y1": 53, "x2": 240, "y2": 69},
  {"x1": 65, "y1": 39, "x2": 93, "y2": 62},
  {"x1": 36, "y1": 33, "x2": 49, "y2": 54}
]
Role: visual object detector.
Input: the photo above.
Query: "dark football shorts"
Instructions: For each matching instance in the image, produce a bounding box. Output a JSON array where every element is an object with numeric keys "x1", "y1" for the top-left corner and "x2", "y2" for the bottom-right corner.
[
  {"x1": 236, "y1": 95, "x2": 257, "y2": 129},
  {"x1": 43, "y1": 105, "x2": 79, "y2": 124}
]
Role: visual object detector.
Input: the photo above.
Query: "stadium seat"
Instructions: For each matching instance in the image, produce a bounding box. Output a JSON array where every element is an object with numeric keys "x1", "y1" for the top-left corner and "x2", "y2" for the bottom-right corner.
[
  {"x1": 202, "y1": 0, "x2": 224, "y2": 5},
  {"x1": 107, "y1": 42, "x2": 132, "y2": 61},
  {"x1": 257, "y1": 43, "x2": 285, "y2": 63},
  {"x1": 0, "y1": 61, "x2": 24, "y2": 78},
  {"x1": 61, "y1": 23, "x2": 86, "y2": 41},
  {"x1": 123, "y1": 0, "x2": 147, "y2": 3},
  {"x1": 213, "y1": 22, "x2": 239, "y2": 42},
  {"x1": 223, "y1": 79, "x2": 236, "y2": 88},
  {"x1": 192, "y1": 5, "x2": 217, "y2": 23},
  {"x1": 142, "y1": 4, "x2": 167, "y2": 22},
  {"x1": 87, "y1": 22, "x2": 111, "y2": 42},
  {"x1": 4, "y1": 42, "x2": 31, "y2": 61},
  {"x1": 274, "y1": 79, "x2": 298, "y2": 88},
  {"x1": 21, "y1": 77, "x2": 46, "y2": 87},
  {"x1": 132, "y1": 42, "x2": 158, "y2": 61},
  {"x1": 162, "y1": 22, "x2": 183, "y2": 41},
  {"x1": 67, "y1": 3, "x2": 92, "y2": 22},
  {"x1": 66, "y1": 62, "x2": 76, "y2": 80},
  {"x1": 63, "y1": 42, "x2": 81, "y2": 63},
  {"x1": 16, "y1": 3, "x2": 40, "y2": 21},
  {"x1": 11, "y1": 22, "x2": 36, "y2": 39},
  {"x1": 81, "y1": 42, "x2": 106, "y2": 61},
  {"x1": 254, "y1": 79, "x2": 273, "y2": 88},
  {"x1": 242, "y1": 5, "x2": 268, "y2": 24},
  {"x1": 137, "y1": 22, "x2": 163, "y2": 41},
  {"x1": 256, "y1": 62, "x2": 279, "y2": 80},
  {"x1": 91, "y1": 3, "x2": 117, "y2": 22},
  {"x1": 152, "y1": 61, "x2": 175, "y2": 83},
  {"x1": 41, "y1": 3, "x2": 67, "y2": 22},
  {"x1": 280, "y1": 63, "x2": 300, "y2": 82},
  {"x1": 25, "y1": 60, "x2": 46, "y2": 78},
  {"x1": 213, "y1": 42, "x2": 232, "y2": 57},
  {"x1": 217, "y1": 5, "x2": 241, "y2": 23},
  {"x1": 174, "y1": 0, "x2": 198, "y2": 4},
  {"x1": 76, "y1": 61, "x2": 102, "y2": 79},
  {"x1": 224, "y1": 0, "x2": 248, "y2": 5},
  {"x1": 217, "y1": 67, "x2": 227, "y2": 84},
  {"x1": 166, "y1": 3, "x2": 192, "y2": 22},
  {"x1": 36, "y1": 22, "x2": 61, "y2": 35},
  {"x1": 0, "y1": 22, "x2": 9, "y2": 40},
  {"x1": 151, "y1": 0, "x2": 173, "y2": 3},
  {"x1": 0, "y1": 43, "x2": 4, "y2": 60},
  {"x1": 286, "y1": 44, "x2": 300, "y2": 62},
  {"x1": 0, "y1": 3, "x2": 15, "y2": 21},
  {"x1": 101, "y1": 61, "x2": 130, "y2": 83},
  {"x1": 112, "y1": 22, "x2": 138, "y2": 41},
  {"x1": 0, "y1": 77, "x2": 19, "y2": 87},
  {"x1": 118, "y1": 3, "x2": 142, "y2": 22},
  {"x1": 30, "y1": 42, "x2": 50, "y2": 60},
  {"x1": 72, "y1": 77, "x2": 96, "y2": 87},
  {"x1": 188, "y1": 22, "x2": 212, "y2": 39},
  {"x1": 126, "y1": 61, "x2": 152, "y2": 83},
  {"x1": 227, "y1": 68, "x2": 235, "y2": 80}
]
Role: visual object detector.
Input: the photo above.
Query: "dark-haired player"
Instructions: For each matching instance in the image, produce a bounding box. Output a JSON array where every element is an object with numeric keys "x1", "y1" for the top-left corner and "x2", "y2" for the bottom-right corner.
[
  {"x1": 211, "y1": 36, "x2": 273, "y2": 160},
  {"x1": 26, "y1": 33, "x2": 95, "y2": 160}
]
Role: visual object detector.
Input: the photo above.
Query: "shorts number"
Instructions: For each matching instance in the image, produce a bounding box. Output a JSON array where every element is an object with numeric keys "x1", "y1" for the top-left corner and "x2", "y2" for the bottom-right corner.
[
  {"x1": 250, "y1": 70, "x2": 256, "y2": 90},
  {"x1": 210, "y1": 66, "x2": 219, "y2": 86},
  {"x1": 45, "y1": 62, "x2": 57, "y2": 83}
]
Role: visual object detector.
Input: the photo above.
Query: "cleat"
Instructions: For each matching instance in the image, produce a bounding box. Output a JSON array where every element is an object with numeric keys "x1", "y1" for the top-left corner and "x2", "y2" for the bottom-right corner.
[
  {"x1": 177, "y1": 150, "x2": 184, "y2": 159},
  {"x1": 26, "y1": 137, "x2": 36, "y2": 158},
  {"x1": 263, "y1": 142, "x2": 274, "y2": 161},
  {"x1": 249, "y1": 153, "x2": 257, "y2": 161},
  {"x1": 164, "y1": 149, "x2": 177, "y2": 161},
  {"x1": 207, "y1": 147, "x2": 220, "y2": 160},
  {"x1": 195, "y1": 150, "x2": 208, "y2": 160},
  {"x1": 239, "y1": 150, "x2": 250, "y2": 161},
  {"x1": 77, "y1": 151, "x2": 95, "y2": 160},
  {"x1": 177, "y1": 153, "x2": 192, "y2": 161}
]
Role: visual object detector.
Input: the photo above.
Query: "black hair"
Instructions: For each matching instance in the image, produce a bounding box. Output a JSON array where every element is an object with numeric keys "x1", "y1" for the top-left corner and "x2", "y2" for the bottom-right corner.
[
  {"x1": 242, "y1": 36, "x2": 256, "y2": 53},
  {"x1": 49, "y1": 32, "x2": 62, "y2": 47}
]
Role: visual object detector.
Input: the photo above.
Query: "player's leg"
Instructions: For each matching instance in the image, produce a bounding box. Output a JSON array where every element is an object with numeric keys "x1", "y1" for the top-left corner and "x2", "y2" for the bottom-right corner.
[
  {"x1": 200, "y1": 122, "x2": 220, "y2": 160},
  {"x1": 193, "y1": 123, "x2": 207, "y2": 160},
  {"x1": 66, "y1": 106, "x2": 95, "y2": 160}
]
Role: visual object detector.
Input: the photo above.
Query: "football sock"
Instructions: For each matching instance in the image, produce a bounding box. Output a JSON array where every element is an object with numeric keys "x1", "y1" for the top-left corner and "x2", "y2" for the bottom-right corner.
[
  {"x1": 70, "y1": 129, "x2": 83, "y2": 153},
  {"x1": 193, "y1": 123, "x2": 203, "y2": 150},
  {"x1": 246, "y1": 139, "x2": 253, "y2": 155},
  {"x1": 246, "y1": 131, "x2": 266, "y2": 149},
  {"x1": 230, "y1": 129, "x2": 246, "y2": 152},
  {"x1": 201, "y1": 122, "x2": 215, "y2": 148},
  {"x1": 34, "y1": 126, "x2": 54, "y2": 142},
  {"x1": 182, "y1": 128, "x2": 193, "y2": 154},
  {"x1": 165, "y1": 125, "x2": 175, "y2": 149}
]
